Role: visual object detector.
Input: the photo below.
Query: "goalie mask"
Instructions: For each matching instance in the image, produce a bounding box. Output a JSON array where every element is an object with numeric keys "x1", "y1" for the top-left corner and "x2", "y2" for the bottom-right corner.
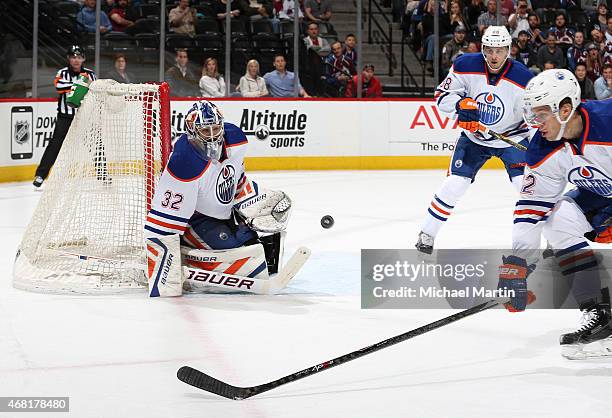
[{"x1": 184, "y1": 100, "x2": 225, "y2": 161}]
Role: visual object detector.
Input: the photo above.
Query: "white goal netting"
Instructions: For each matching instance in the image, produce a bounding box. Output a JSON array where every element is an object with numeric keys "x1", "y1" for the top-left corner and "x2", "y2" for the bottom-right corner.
[{"x1": 13, "y1": 80, "x2": 171, "y2": 294}]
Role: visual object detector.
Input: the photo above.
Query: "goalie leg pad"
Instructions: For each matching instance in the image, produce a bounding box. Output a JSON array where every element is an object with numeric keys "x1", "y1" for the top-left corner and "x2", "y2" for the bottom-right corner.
[
  {"x1": 147, "y1": 234, "x2": 183, "y2": 297},
  {"x1": 182, "y1": 243, "x2": 270, "y2": 293}
]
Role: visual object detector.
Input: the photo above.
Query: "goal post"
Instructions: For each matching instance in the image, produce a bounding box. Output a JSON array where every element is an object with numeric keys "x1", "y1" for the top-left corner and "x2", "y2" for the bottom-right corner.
[{"x1": 13, "y1": 80, "x2": 172, "y2": 294}]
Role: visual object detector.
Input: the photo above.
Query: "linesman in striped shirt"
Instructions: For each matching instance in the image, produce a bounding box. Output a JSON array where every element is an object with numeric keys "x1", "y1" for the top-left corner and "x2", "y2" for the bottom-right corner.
[{"x1": 33, "y1": 45, "x2": 96, "y2": 189}]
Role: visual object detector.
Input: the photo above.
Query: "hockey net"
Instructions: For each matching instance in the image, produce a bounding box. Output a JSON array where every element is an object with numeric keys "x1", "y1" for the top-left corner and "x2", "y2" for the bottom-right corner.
[{"x1": 13, "y1": 80, "x2": 171, "y2": 294}]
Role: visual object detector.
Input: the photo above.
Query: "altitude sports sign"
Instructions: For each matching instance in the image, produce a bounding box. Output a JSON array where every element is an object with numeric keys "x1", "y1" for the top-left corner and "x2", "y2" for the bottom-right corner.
[{"x1": 0, "y1": 98, "x2": 476, "y2": 182}]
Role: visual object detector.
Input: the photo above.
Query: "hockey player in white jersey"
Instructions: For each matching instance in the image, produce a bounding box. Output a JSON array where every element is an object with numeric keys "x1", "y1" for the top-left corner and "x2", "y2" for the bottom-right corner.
[
  {"x1": 415, "y1": 26, "x2": 534, "y2": 254},
  {"x1": 144, "y1": 100, "x2": 297, "y2": 297},
  {"x1": 497, "y1": 69, "x2": 612, "y2": 359}
]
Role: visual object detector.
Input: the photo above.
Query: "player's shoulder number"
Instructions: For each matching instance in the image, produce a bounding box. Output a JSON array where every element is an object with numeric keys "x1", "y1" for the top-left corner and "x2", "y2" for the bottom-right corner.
[{"x1": 161, "y1": 190, "x2": 184, "y2": 210}]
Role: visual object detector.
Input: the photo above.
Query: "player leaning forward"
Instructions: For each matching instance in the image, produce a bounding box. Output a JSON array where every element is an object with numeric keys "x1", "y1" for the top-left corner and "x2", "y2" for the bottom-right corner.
[
  {"x1": 416, "y1": 26, "x2": 534, "y2": 253},
  {"x1": 499, "y1": 69, "x2": 612, "y2": 359},
  {"x1": 144, "y1": 100, "x2": 306, "y2": 297}
]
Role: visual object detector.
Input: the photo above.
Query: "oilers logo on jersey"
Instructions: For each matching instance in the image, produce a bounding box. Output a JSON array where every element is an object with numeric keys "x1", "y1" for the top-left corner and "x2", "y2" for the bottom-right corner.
[
  {"x1": 568, "y1": 166, "x2": 612, "y2": 197},
  {"x1": 216, "y1": 165, "x2": 236, "y2": 204},
  {"x1": 474, "y1": 92, "x2": 505, "y2": 126}
]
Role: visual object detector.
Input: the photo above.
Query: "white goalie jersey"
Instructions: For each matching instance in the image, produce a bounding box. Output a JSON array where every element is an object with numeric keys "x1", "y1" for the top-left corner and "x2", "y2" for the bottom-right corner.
[{"x1": 144, "y1": 122, "x2": 248, "y2": 240}]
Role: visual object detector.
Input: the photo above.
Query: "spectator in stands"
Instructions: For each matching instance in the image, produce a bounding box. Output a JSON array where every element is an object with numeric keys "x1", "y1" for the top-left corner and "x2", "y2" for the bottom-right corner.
[
  {"x1": 582, "y1": 0, "x2": 598, "y2": 12},
  {"x1": 465, "y1": 0, "x2": 486, "y2": 28},
  {"x1": 106, "y1": 54, "x2": 135, "y2": 83},
  {"x1": 516, "y1": 30, "x2": 538, "y2": 72},
  {"x1": 543, "y1": 60, "x2": 556, "y2": 70},
  {"x1": 325, "y1": 41, "x2": 356, "y2": 95},
  {"x1": 263, "y1": 54, "x2": 310, "y2": 97},
  {"x1": 215, "y1": 0, "x2": 244, "y2": 27},
  {"x1": 531, "y1": 0, "x2": 557, "y2": 17},
  {"x1": 303, "y1": 22, "x2": 331, "y2": 57},
  {"x1": 591, "y1": 27, "x2": 607, "y2": 51},
  {"x1": 165, "y1": 49, "x2": 200, "y2": 96},
  {"x1": 445, "y1": 1, "x2": 469, "y2": 33},
  {"x1": 109, "y1": 0, "x2": 154, "y2": 35},
  {"x1": 344, "y1": 64, "x2": 383, "y2": 98},
  {"x1": 442, "y1": 26, "x2": 468, "y2": 72},
  {"x1": 537, "y1": 33, "x2": 566, "y2": 70},
  {"x1": 558, "y1": 0, "x2": 579, "y2": 11},
  {"x1": 510, "y1": 40, "x2": 520, "y2": 60},
  {"x1": 567, "y1": 30, "x2": 587, "y2": 71},
  {"x1": 278, "y1": 0, "x2": 303, "y2": 21},
  {"x1": 594, "y1": 62, "x2": 612, "y2": 99},
  {"x1": 238, "y1": 59, "x2": 269, "y2": 97},
  {"x1": 586, "y1": 42, "x2": 604, "y2": 81},
  {"x1": 604, "y1": 41, "x2": 612, "y2": 64},
  {"x1": 548, "y1": 12, "x2": 574, "y2": 49},
  {"x1": 527, "y1": 12, "x2": 545, "y2": 48},
  {"x1": 77, "y1": 0, "x2": 113, "y2": 34},
  {"x1": 199, "y1": 57, "x2": 226, "y2": 97},
  {"x1": 606, "y1": 16, "x2": 612, "y2": 42},
  {"x1": 243, "y1": 0, "x2": 273, "y2": 21},
  {"x1": 304, "y1": 0, "x2": 332, "y2": 24},
  {"x1": 169, "y1": 0, "x2": 197, "y2": 37},
  {"x1": 33, "y1": 45, "x2": 96, "y2": 189},
  {"x1": 467, "y1": 41, "x2": 480, "y2": 52},
  {"x1": 590, "y1": 3, "x2": 609, "y2": 34},
  {"x1": 419, "y1": 0, "x2": 443, "y2": 73},
  {"x1": 574, "y1": 62, "x2": 596, "y2": 100},
  {"x1": 477, "y1": 0, "x2": 507, "y2": 35},
  {"x1": 102, "y1": 0, "x2": 116, "y2": 14},
  {"x1": 508, "y1": 0, "x2": 531, "y2": 38},
  {"x1": 343, "y1": 34, "x2": 358, "y2": 65}
]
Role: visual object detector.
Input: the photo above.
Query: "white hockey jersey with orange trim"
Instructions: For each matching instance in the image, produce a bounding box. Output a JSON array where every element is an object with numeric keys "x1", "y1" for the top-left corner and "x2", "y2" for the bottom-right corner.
[
  {"x1": 144, "y1": 122, "x2": 249, "y2": 239},
  {"x1": 512, "y1": 100, "x2": 612, "y2": 260},
  {"x1": 435, "y1": 53, "x2": 534, "y2": 147}
]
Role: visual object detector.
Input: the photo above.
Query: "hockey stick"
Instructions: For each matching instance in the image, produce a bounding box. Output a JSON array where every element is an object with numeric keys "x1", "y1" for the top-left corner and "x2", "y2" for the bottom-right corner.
[
  {"x1": 177, "y1": 299, "x2": 500, "y2": 399},
  {"x1": 478, "y1": 125, "x2": 528, "y2": 151}
]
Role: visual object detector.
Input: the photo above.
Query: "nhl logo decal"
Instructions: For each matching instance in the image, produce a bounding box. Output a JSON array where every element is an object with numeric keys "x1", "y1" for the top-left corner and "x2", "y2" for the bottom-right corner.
[
  {"x1": 216, "y1": 165, "x2": 236, "y2": 204},
  {"x1": 14, "y1": 120, "x2": 30, "y2": 145}
]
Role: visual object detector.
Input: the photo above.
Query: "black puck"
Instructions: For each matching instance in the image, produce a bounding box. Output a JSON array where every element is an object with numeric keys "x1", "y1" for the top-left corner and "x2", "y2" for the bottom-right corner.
[{"x1": 321, "y1": 215, "x2": 334, "y2": 229}]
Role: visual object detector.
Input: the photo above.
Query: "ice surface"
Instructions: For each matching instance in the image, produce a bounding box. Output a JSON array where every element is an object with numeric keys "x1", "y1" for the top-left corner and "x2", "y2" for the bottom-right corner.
[{"x1": 1, "y1": 170, "x2": 611, "y2": 417}]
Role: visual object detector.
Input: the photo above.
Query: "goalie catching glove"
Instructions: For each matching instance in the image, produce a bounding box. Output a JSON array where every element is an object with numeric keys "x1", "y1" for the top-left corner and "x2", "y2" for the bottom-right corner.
[{"x1": 234, "y1": 180, "x2": 292, "y2": 233}]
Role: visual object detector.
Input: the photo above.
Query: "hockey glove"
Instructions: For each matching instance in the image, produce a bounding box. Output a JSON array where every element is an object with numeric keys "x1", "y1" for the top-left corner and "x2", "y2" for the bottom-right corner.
[
  {"x1": 498, "y1": 255, "x2": 536, "y2": 312},
  {"x1": 585, "y1": 211, "x2": 612, "y2": 244},
  {"x1": 455, "y1": 98, "x2": 480, "y2": 133}
]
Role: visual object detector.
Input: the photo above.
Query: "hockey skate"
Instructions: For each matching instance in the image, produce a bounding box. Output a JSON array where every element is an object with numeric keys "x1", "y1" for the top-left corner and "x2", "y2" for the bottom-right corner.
[
  {"x1": 415, "y1": 231, "x2": 434, "y2": 255},
  {"x1": 560, "y1": 289, "x2": 612, "y2": 360}
]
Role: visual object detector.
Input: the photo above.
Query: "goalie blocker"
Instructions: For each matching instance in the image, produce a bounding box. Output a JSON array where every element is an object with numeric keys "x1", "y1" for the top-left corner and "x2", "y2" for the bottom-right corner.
[{"x1": 147, "y1": 180, "x2": 307, "y2": 297}]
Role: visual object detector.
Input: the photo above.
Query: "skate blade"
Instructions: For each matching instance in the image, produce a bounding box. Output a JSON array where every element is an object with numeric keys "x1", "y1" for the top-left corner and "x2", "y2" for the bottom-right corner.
[{"x1": 561, "y1": 338, "x2": 612, "y2": 360}]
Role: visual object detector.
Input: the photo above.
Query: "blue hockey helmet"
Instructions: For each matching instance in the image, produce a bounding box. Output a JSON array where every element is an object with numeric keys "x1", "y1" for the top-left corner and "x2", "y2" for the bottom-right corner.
[{"x1": 184, "y1": 100, "x2": 225, "y2": 161}]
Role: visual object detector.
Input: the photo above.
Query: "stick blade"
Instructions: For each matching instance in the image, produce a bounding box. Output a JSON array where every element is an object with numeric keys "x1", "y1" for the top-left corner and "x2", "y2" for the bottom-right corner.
[{"x1": 177, "y1": 366, "x2": 253, "y2": 400}]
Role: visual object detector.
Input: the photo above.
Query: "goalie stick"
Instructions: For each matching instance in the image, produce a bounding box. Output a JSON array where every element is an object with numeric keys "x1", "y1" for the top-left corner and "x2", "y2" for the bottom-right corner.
[
  {"x1": 50, "y1": 246, "x2": 310, "y2": 295},
  {"x1": 177, "y1": 299, "x2": 500, "y2": 399}
]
